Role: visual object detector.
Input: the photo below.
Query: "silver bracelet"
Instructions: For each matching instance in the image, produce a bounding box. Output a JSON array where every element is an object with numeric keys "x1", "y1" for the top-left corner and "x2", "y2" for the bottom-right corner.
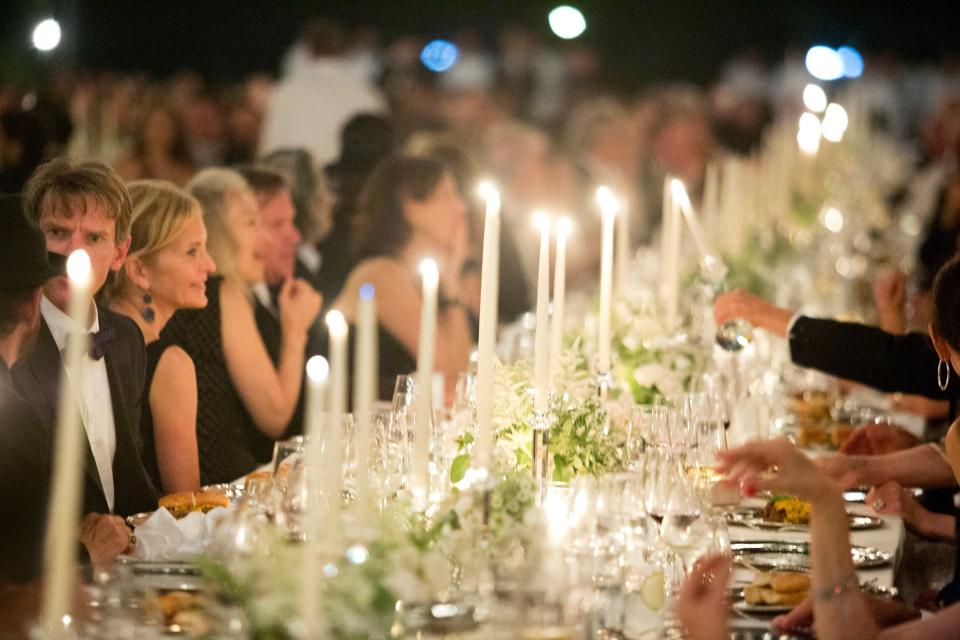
[{"x1": 813, "y1": 573, "x2": 860, "y2": 601}]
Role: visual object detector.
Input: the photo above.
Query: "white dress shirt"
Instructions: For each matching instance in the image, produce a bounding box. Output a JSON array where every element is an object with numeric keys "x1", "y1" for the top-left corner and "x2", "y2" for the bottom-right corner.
[
  {"x1": 41, "y1": 296, "x2": 117, "y2": 512},
  {"x1": 260, "y1": 57, "x2": 385, "y2": 165}
]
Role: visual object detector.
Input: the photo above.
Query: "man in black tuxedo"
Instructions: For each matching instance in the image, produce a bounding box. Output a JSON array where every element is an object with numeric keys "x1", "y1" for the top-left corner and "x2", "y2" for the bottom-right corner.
[
  {"x1": 12, "y1": 158, "x2": 158, "y2": 518},
  {"x1": 239, "y1": 167, "x2": 325, "y2": 449},
  {"x1": 0, "y1": 195, "x2": 64, "y2": 583}
]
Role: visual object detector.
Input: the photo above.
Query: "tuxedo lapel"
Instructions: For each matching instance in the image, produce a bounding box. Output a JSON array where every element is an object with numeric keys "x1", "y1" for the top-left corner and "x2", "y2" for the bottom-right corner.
[
  {"x1": 100, "y1": 311, "x2": 138, "y2": 511},
  {"x1": 14, "y1": 319, "x2": 107, "y2": 507}
]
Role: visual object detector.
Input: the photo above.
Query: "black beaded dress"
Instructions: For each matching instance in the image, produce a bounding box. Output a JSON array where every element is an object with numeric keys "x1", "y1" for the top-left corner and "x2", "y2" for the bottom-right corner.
[
  {"x1": 161, "y1": 276, "x2": 261, "y2": 485},
  {"x1": 139, "y1": 337, "x2": 173, "y2": 491}
]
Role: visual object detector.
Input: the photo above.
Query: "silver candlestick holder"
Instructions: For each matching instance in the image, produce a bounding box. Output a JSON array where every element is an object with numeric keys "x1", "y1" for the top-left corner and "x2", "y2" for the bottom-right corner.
[{"x1": 530, "y1": 410, "x2": 554, "y2": 505}]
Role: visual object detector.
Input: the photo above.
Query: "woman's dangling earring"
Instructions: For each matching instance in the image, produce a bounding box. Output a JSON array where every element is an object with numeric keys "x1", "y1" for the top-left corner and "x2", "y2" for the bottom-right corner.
[
  {"x1": 938, "y1": 359, "x2": 950, "y2": 391},
  {"x1": 142, "y1": 291, "x2": 155, "y2": 323}
]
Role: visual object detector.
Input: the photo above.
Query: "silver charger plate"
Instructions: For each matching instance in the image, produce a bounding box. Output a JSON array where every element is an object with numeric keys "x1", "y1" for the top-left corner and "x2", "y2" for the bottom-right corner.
[
  {"x1": 731, "y1": 540, "x2": 892, "y2": 570},
  {"x1": 725, "y1": 507, "x2": 882, "y2": 531}
]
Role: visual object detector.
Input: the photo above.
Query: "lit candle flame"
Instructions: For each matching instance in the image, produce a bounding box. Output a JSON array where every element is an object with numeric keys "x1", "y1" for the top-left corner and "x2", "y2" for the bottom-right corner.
[
  {"x1": 420, "y1": 258, "x2": 439, "y2": 288},
  {"x1": 306, "y1": 355, "x2": 330, "y2": 383},
  {"x1": 66, "y1": 249, "x2": 91, "y2": 286},
  {"x1": 596, "y1": 186, "x2": 619, "y2": 215}
]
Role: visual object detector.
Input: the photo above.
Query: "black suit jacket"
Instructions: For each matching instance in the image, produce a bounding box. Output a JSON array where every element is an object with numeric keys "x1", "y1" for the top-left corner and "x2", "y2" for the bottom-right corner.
[
  {"x1": 0, "y1": 359, "x2": 50, "y2": 583},
  {"x1": 789, "y1": 316, "x2": 957, "y2": 399},
  {"x1": 11, "y1": 306, "x2": 158, "y2": 518}
]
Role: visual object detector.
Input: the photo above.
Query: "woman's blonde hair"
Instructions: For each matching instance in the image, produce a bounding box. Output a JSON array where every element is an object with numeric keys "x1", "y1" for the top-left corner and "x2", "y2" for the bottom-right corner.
[
  {"x1": 110, "y1": 179, "x2": 202, "y2": 298},
  {"x1": 186, "y1": 168, "x2": 252, "y2": 285}
]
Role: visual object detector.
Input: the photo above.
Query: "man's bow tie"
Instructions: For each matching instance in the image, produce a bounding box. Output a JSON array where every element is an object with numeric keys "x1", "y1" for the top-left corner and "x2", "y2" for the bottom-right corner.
[{"x1": 66, "y1": 326, "x2": 115, "y2": 360}]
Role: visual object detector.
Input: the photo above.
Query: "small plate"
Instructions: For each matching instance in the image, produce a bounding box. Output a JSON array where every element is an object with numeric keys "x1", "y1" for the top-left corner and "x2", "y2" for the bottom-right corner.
[
  {"x1": 725, "y1": 507, "x2": 882, "y2": 531},
  {"x1": 732, "y1": 540, "x2": 891, "y2": 570},
  {"x1": 732, "y1": 600, "x2": 795, "y2": 615}
]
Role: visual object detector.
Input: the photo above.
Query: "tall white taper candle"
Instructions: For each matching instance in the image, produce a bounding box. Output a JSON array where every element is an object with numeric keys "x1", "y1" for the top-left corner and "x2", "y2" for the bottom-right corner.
[
  {"x1": 414, "y1": 258, "x2": 438, "y2": 504},
  {"x1": 300, "y1": 355, "x2": 329, "y2": 637},
  {"x1": 41, "y1": 250, "x2": 92, "y2": 637},
  {"x1": 353, "y1": 284, "x2": 377, "y2": 519},
  {"x1": 550, "y1": 217, "x2": 571, "y2": 373},
  {"x1": 532, "y1": 211, "x2": 551, "y2": 413},
  {"x1": 596, "y1": 187, "x2": 618, "y2": 374},
  {"x1": 474, "y1": 182, "x2": 500, "y2": 470}
]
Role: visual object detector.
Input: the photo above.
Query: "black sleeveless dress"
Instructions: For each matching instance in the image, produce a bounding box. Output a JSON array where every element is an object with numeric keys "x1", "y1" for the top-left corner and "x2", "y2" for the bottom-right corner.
[
  {"x1": 140, "y1": 337, "x2": 173, "y2": 492},
  {"x1": 161, "y1": 277, "x2": 262, "y2": 485}
]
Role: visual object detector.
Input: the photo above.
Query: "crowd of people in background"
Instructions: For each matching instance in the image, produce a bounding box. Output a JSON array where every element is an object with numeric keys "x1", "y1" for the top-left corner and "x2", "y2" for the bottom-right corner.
[{"x1": 4, "y1": 15, "x2": 960, "y2": 636}]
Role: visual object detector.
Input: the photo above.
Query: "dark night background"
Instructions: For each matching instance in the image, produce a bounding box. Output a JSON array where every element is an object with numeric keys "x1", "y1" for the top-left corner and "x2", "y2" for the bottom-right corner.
[{"x1": 2, "y1": 1, "x2": 960, "y2": 88}]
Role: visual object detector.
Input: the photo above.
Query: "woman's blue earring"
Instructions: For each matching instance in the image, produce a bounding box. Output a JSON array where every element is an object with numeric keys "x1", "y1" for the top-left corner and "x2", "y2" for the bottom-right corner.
[{"x1": 142, "y1": 291, "x2": 155, "y2": 322}]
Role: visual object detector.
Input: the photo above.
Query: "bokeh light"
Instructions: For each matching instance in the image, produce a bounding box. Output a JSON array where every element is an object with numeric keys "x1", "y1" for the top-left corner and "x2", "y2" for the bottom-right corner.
[
  {"x1": 32, "y1": 18, "x2": 61, "y2": 52},
  {"x1": 802, "y1": 83, "x2": 827, "y2": 112},
  {"x1": 420, "y1": 39, "x2": 459, "y2": 72},
  {"x1": 838, "y1": 46, "x2": 864, "y2": 78},
  {"x1": 805, "y1": 45, "x2": 844, "y2": 81},
  {"x1": 822, "y1": 207, "x2": 844, "y2": 233},
  {"x1": 548, "y1": 6, "x2": 587, "y2": 40},
  {"x1": 821, "y1": 103, "x2": 849, "y2": 142},
  {"x1": 797, "y1": 112, "x2": 822, "y2": 154}
]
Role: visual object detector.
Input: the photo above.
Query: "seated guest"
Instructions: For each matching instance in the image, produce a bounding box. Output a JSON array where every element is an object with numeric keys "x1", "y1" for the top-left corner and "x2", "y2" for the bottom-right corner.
[
  {"x1": 113, "y1": 105, "x2": 195, "y2": 187},
  {"x1": 715, "y1": 286, "x2": 960, "y2": 490},
  {"x1": 320, "y1": 113, "x2": 397, "y2": 305},
  {"x1": 333, "y1": 157, "x2": 473, "y2": 402},
  {"x1": 237, "y1": 166, "x2": 325, "y2": 441},
  {"x1": 678, "y1": 438, "x2": 960, "y2": 640},
  {"x1": 162, "y1": 169, "x2": 320, "y2": 484},
  {"x1": 106, "y1": 180, "x2": 216, "y2": 493},
  {"x1": 14, "y1": 158, "x2": 158, "y2": 518},
  {"x1": 0, "y1": 195, "x2": 134, "y2": 588},
  {"x1": 260, "y1": 147, "x2": 334, "y2": 291},
  {"x1": 0, "y1": 194, "x2": 64, "y2": 583}
]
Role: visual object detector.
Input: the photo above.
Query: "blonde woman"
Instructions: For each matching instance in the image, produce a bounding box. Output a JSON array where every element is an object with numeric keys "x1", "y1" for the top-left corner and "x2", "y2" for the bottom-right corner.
[
  {"x1": 108, "y1": 180, "x2": 215, "y2": 494},
  {"x1": 162, "y1": 169, "x2": 320, "y2": 484}
]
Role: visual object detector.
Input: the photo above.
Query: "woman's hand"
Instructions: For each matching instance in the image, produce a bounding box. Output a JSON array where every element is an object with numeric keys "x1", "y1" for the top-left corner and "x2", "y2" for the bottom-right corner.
[
  {"x1": 676, "y1": 554, "x2": 732, "y2": 640},
  {"x1": 772, "y1": 593, "x2": 918, "y2": 634},
  {"x1": 713, "y1": 289, "x2": 794, "y2": 338},
  {"x1": 717, "y1": 437, "x2": 839, "y2": 503},
  {"x1": 865, "y1": 481, "x2": 916, "y2": 522},
  {"x1": 80, "y1": 513, "x2": 134, "y2": 569},
  {"x1": 873, "y1": 269, "x2": 907, "y2": 333},
  {"x1": 278, "y1": 277, "x2": 322, "y2": 339},
  {"x1": 440, "y1": 215, "x2": 469, "y2": 300}
]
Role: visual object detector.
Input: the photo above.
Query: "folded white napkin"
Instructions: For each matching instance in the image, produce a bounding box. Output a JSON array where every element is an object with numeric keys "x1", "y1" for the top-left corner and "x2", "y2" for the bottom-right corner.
[{"x1": 127, "y1": 506, "x2": 230, "y2": 562}]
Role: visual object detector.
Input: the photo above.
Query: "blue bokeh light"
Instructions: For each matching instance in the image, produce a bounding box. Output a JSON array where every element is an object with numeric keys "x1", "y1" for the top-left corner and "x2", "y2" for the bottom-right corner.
[
  {"x1": 838, "y1": 46, "x2": 864, "y2": 78},
  {"x1": 359, "y1": 283, "x2": 375, "y2": 301},
  {"x1": 420, "y1": 40, "x2": 459, "y2": 73}
]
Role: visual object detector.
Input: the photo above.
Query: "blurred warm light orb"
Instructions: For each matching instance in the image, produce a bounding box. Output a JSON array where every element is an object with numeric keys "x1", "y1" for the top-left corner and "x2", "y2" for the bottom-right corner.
[
  {"x1": 306, "y1": 356, "x2": 330, "y2": 383},
  {"x1": 821, "y1": 103, "x2": 849, "y2": 142},
  {"x1": 822, "y1": 206, "x2": 844, "y2": 233},
  {"x1": 805, "y1": 45, "x2": 844, "y2": 81},
  {"x1": 802, "y1": 83, "x2": 827, "y2": 113},
  {"x1": 548, "y1": 5, "x2": 587, "y2": 40},
  {"x1": 797, "y1": 112, "x2": 822, "y2": 154},
  {"x1": 420, "y1": 39, "x2": 459, "y2": 72},
  {"x1": 838, "y1": 45, "x2": 864, "y2": 78},
  {"x1": 32, "y1": 18, "x2": 61, "y2": 52}
]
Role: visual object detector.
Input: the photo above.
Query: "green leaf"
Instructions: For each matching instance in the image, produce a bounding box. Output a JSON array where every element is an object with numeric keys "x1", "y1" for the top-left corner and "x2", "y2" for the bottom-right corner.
[{"x1": 450, "y1": 453, "x2": 471, "y2": 483}]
